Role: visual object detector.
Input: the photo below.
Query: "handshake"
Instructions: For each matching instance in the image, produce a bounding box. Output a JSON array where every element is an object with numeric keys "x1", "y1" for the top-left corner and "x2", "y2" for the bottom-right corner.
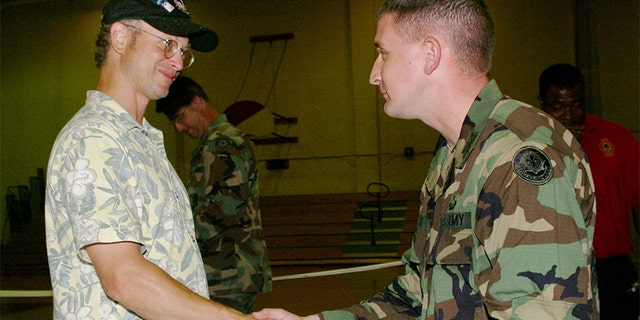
[{"x1": 248, "y1": 309, "x2": 320, "y2": 320}]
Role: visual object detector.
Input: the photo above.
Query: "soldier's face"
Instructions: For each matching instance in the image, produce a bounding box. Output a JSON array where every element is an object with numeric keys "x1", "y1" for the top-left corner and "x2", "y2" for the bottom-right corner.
[
  {"x1": 173, "y1": 105, "x2": 206, "y2": 138},
  {"x1": 370, "y1": 14, "x2": 429, "y2": 121}
]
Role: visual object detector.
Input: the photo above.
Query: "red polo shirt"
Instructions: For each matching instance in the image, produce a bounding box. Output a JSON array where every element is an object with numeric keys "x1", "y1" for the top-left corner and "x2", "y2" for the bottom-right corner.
[{"x1": 581, "y1": 113, "x2": 640, "y2": 258}]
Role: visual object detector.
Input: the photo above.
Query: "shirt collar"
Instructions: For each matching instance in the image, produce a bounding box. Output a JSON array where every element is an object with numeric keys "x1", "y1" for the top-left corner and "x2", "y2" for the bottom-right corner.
[
  {"x1": 451, "y1": 79, "x2": 504, "y2": 168},
  {"x1": 86, "y1": 90, "x2": 161, "y2": 139}
]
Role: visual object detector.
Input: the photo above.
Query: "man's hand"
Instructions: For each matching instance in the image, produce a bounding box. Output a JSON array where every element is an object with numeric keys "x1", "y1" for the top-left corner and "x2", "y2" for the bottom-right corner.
[{"x1": 252, "y1": 308, "x2": 320, "y2": 320}]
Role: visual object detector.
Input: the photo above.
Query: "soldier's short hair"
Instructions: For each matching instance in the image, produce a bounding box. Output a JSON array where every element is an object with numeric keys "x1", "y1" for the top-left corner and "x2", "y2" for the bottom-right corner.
[
  {"x1": 156, "y1": 76, "x2": 210, "y2": 120},
  {"x1": 376, "y1": 0, "x2": 495, "y2": 76}
]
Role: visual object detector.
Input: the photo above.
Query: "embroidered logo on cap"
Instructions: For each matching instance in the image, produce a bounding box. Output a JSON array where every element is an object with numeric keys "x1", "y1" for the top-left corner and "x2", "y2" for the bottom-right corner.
[
  {"x1": 155, "y1": 0, "x2": 174, "y2": 12},
  {"x1": 512, "y1": 146, "x2": 553, "y2": 185},
  {"x1": 174, "y1": 0, "x2": 189, "y2": 14},
  {"x1": 155, "y1": 0, "x2": 189, "y2": 15}
]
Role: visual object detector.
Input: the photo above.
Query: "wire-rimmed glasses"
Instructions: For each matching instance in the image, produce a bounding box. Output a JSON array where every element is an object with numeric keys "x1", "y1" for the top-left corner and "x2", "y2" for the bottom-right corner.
[
  {"x1": 124, "y1": 24, "x2": 195, "y2": 69},
  {"x1": 172, "y1": 105, "x2": 192, "y2": 124}
]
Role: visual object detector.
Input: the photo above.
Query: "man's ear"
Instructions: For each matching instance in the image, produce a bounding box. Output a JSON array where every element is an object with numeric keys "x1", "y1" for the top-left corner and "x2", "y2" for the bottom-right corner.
[
  {"x1": 191, "y1": 96, "x2": 205, "y2": 108},
  {"x1": 423, "y1": 36, "x2": 441, "y2": 75},
  {"x1": 109, "y1": 22, "x2": 130, "y2": 55},
  {"x1": 538, "y1": 95, "x2": 547, "y2": 109}
]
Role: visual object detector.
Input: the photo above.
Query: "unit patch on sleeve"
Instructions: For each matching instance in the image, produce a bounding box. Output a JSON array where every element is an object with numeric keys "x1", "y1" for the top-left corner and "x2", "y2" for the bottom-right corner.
[{"x1": 512, "y1": 146, "x2": 553, "y2": 185}]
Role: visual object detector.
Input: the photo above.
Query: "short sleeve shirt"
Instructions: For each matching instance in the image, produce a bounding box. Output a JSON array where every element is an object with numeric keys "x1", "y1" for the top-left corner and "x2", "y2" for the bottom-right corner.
[
  {"x1": 581, "y1": 113, "x2": 640, "y2": 258},
  {"x1": 45, "y1": 91, "x2": 209, "y2": 319}
]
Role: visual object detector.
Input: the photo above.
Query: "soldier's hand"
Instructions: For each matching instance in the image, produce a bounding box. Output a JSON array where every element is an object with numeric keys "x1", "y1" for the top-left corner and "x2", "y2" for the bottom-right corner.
[{"x1": 252, "y1": 308, "x2": 320, "y2": 320}]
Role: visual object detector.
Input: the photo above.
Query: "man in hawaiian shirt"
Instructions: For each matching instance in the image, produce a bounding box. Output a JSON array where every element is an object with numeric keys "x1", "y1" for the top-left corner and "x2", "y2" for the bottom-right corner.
[{"x1": 45, "y1": 1, "x2": 254, "y2": 319}]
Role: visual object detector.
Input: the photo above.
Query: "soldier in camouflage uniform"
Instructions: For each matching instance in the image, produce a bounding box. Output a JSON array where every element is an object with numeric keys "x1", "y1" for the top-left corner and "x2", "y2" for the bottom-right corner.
[
  {"x1": 253, "y1": 0, "x2": 598, "y2": 319},
  {"x1": 157, "y1": 76, "x2": 272, "y2": 314}
]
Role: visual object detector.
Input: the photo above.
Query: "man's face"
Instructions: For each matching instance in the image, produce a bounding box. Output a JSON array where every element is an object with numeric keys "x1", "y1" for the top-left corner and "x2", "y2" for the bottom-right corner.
[
  {"x1": 541, "y1": 84, "x2": 586, "y2": 130},
  {"x1": 121, "y1": 21, "x2": 189, "y2": 100},
  {"x1": 369, "y1": 14, "x2": 427, "y2": 120},
  {"x1": 173, "y1": 104, "x2": 207, "y2": 138}
]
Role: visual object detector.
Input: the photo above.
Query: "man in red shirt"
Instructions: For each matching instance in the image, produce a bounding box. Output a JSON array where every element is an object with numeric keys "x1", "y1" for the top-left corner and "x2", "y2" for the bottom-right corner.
[{"x1": 539, "y1": 63, "x2": 640, "y2": 320}]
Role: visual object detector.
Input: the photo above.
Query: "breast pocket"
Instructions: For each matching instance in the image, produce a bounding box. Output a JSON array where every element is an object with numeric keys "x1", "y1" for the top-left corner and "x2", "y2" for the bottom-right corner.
[
  {"x1": 413, "y1": 212, "x2": 431, "y2": 260},
  {"x1": 429, "y1": 211, "x2": 474, "y2": 265}
]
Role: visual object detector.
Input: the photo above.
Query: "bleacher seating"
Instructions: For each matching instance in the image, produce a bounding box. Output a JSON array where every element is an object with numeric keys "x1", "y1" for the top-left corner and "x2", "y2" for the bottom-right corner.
[
  {"x1": 261, "y1": 191, "x2": 420, "y2": 265},
  {"x1": 0, "y1": 190, "x2": 420, "y2": 278}
]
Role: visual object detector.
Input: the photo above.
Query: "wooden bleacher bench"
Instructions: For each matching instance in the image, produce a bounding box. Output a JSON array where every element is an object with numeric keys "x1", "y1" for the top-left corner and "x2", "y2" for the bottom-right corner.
[{"x1": 261, "y1": 191, "x2": 420, "y2": 265}]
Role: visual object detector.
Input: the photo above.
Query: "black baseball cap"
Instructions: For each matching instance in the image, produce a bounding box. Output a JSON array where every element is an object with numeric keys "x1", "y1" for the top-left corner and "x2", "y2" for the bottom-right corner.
[{"x1": 102, "y1": 0, "x2": 218, "y2": 52}]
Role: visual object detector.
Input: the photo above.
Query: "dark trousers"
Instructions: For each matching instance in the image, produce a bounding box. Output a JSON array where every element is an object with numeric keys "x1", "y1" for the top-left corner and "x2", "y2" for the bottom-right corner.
[{"x1": 597, "y1": 254, "x2": 639, "y2": 320}]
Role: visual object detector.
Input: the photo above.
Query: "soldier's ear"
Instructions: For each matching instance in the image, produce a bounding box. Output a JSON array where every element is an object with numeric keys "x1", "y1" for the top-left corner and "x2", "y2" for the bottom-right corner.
[
  {"x1": 191, "y1": 96, "x2": 205, "y2": 109},
  {"x1": 423, "y1": 36, "x2": 441, "y2": 75}
]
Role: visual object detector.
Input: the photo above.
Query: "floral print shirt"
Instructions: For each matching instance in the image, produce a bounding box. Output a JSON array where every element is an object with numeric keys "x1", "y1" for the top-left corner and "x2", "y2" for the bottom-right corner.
[{"x1": 45, "y1": 90, "x2": 208, "y2": 319}]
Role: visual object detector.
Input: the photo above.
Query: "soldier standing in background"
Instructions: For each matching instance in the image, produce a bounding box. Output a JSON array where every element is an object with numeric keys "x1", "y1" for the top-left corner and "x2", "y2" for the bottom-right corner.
[{"x1": 157, "y1": 76, "x2": 272, "y2": 313}]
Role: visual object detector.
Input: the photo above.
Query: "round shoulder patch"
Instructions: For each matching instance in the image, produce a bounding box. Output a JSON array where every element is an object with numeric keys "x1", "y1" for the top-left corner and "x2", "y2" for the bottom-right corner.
[{"x1": 512, "y1": 146, "x2": 553, "y2": 185}]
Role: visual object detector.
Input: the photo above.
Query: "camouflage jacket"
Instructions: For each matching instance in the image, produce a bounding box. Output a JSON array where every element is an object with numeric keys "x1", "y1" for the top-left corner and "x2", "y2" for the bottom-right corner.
[
  {"x1": 321, "y1": 80, "x2": 598, "y2": 320},
  {"x1": 188, "y1": 114, "x2": 272, "y2": 296}
]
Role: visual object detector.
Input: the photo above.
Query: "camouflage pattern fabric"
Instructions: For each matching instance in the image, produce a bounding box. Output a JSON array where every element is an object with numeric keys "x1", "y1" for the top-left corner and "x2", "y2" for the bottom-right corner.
[
  {"x1": 188, "y1": 114, "x2": 272, "y2": 311},
  {"x1": 321, "y1": 80, "x2": 598, "y2": 320}
]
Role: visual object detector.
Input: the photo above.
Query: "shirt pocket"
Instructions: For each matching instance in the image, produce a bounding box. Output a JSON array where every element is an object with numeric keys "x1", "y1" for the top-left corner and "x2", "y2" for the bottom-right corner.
[
  {"x1": 413, "y1": 211, "x2": 431, "y2": 260},
  {"x1": 429, "y1": 211, "x2": 474, "y2": 265}
]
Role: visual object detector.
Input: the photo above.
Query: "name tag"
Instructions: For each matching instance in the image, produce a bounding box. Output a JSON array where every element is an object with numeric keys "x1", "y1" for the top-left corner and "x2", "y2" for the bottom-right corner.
[{"x1": 440, "y1": 212, "x2": 471, "y2": 229}]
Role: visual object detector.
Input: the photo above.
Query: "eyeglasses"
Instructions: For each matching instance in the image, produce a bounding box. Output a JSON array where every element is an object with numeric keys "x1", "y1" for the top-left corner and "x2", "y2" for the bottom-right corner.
[{"x1": 124, "y1": 24, "x2": 195, "y2": 69}]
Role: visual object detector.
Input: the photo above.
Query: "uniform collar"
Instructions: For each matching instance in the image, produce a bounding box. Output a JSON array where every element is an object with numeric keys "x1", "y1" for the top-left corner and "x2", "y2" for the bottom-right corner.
[
  {"x1": 200, "y1": 113, "x2": 230, "y2": 142},
  {"x1": 426, "y1": 80, "x2": 504, "y2": 197},
  {"x1": 452, "y1": 79, "x2": 504, "y2": 168}
]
